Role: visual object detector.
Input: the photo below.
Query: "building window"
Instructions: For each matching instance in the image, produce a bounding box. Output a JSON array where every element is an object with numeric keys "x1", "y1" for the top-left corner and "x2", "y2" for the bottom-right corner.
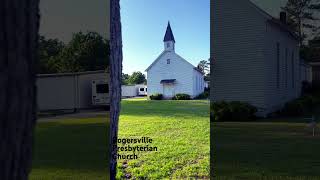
[
  {"x1": 292, "y1": 51, "x2": 295, "y2": 88},
  {"x1": 167, "y1": 59, "x2": 170, "y2": 64},
  {"x1": 196, "y1": 76, "x2": 199, "y2": 90},
  {"x1": 96, "y1": 84, "x2": 109, "y2": 94},
  {"x1": 276, "y1": 42, "x2": 280, "y2": 88},
  {"x1": 167, "y1": 43, "x2": 170, "y2": 48},
  {"x1": 285, "y1": 48, "x2": 288, "y2": 88}
]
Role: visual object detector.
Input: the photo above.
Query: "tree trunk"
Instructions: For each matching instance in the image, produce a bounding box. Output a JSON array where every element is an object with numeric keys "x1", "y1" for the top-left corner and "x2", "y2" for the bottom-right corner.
[
  {"x1": 0, "y1": 0, "x2": 40, "y2": 180},
  {"x1": 109, "y1": 0, "x2": 122, "y2": 179}
]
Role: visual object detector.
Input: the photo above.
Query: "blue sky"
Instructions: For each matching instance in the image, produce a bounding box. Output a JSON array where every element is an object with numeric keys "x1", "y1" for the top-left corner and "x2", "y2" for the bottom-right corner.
[
  {"x1": 120, "y1": 0, "x2": 210, "y2": 75},
  {"x1": 39, "y1": 0, "x2": 287, "y2": 75}
]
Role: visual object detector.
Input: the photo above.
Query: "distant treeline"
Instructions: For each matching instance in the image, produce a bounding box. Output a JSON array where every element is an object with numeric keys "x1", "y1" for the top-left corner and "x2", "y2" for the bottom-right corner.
[{"x1": 38, "y1": 31, "x2": 109, "y2": 74}]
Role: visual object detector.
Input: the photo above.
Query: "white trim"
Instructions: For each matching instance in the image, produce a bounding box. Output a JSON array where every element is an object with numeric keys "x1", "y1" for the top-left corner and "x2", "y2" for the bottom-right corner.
[
  {"x1": 145, "y1": 51, "x2": 166, "y2": 71},
  {"x1": 145, "y1": 51, "x2": 199, "y2": 72}
]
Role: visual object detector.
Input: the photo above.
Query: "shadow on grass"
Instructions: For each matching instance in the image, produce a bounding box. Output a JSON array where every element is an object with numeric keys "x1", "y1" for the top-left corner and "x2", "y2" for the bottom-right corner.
[
  {"x1": 32, "y1": 120, "x2": 109, "y2": 175},
  {"x1": 212, "y1": 121, "x2": 320, "y2": 178}
]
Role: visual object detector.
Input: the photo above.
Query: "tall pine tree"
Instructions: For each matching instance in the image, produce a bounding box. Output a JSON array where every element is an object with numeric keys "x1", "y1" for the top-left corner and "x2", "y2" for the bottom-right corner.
[{"x1": 282, "y1": 0, "x2": 320, "y2": 45}]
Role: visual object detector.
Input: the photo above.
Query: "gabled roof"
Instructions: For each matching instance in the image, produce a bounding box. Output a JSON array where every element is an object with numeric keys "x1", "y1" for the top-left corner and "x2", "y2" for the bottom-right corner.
[
  {"x1": 145, "y1": 51, "x2": 166, "y2": 71},
  {"x1": 267, "y1": 18, "x2": 299, "y2": 40},
  {"x1": 248, "y1": 0, "x2": 299, "y2": 41},
  {"x1": 194, "y1": 67, "x2": 205, "y2": 75},
  {"x1": 145, "y1": 50, "x2": 204, "y2": 77},
  {"x1": 163, "y1": 22, "x2": 175, "y2": 43}
]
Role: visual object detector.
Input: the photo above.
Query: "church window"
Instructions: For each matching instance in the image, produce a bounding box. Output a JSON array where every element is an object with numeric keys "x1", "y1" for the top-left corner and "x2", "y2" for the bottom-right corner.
[
  {"x1": 276, "y1": 42, "x2": 280, "y2": 89},
  {"x1": 167, "y1": 59, "x2": 170, "y2": 64},
  {"x1": 167, "y1": 43, "x2": 170, "y2": 48}
]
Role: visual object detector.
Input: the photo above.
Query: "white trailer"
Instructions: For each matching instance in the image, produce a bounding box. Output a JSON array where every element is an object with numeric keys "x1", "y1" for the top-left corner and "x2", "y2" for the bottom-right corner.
[
  {"x1": 122, "y1": 85, "x2": 137, "y2": 97},
  {"x1": 92, "y1": 79, "x2": 109, "y2": 106},
  {"x1": 37, "y1": 70, "x2": 109, "y2": 111},
  {"x1": 138, "y1": 86, "x2": 147, "y2": 96}
]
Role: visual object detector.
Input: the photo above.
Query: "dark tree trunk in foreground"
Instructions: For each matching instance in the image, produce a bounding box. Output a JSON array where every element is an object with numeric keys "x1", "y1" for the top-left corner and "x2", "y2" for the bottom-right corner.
[
  {"x1": 110, "y1": 0, "x2": 122, "y2": 179},
  {"x1": 0, "y1": 0, "x2": 40, "y2": 179}
]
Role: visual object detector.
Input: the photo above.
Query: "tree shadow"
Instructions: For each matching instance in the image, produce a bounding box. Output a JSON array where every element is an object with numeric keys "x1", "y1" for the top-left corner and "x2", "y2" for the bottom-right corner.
[{"x1": 32, "y1": 120, "x2": 109, "y2": 175}]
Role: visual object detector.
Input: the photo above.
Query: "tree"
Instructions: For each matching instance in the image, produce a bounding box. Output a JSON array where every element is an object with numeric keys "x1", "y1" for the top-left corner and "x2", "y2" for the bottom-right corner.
[
  {"x1": 127, "y1": 71, "x2": 146, "y2": 85},
  {"x1": 110, "y1": 0, "x2": 122, "y2": 179},
  {"x1": 301, "y1": 36, "x2": 320, "y2": 62},
  {"x1": 37, "y1": 32, "x2": 109, "y2": 74},
  {"x1": 121, "y1": 73, "x2": 130, "y2": 85},
  {"x1": 197, "y1": 59, "x2": 210, "y2": 81},
  {"x1": 38, "y1": 36, "x2": 65, "y2": 73},
  {"x1": 282, "y1": 0, "x2": 320, "y2": 45},
  {"x1": 197, "y1": 60, "x2": 210, "y2": 75},
  {"x1": 0, "y1": 0, "x2": 40, "y2": 179},
  {"x1": 67, "y1": 32, "x2": 109, "y2": 71}
]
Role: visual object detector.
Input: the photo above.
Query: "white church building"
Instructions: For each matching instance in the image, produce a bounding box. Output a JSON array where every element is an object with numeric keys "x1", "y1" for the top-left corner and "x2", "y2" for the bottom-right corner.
[{"x1": 145, "y1": 22, "x2": 205, "y2": 99}]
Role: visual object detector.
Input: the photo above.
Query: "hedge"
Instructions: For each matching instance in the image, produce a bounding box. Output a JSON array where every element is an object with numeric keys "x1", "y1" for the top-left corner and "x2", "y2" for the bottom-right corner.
[
  {"x1": 211, "y1": 101, "x2": 257, "y2": 121},
  {"x1": 149, "y1": 93, "x2": 163, "y2": 100},
  {"x1": 172, "y1": 93, "x2": 191, "y2": 100}
]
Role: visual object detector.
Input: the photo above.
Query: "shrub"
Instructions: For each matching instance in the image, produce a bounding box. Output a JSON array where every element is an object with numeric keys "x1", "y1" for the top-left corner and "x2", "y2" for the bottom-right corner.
[
  {"x1": 281, "y1": 95, "x2": 319, "y2": 116},
  {"x1": 211, "y1": 101, "x2": 257, "y2": 121},
  {"x1": 194, "y1": 91, "x2": 209, "y2": 99},
  {"x1": 301, "y1": 81, "x2": 313, "y2": 95},
  {"x1": 172, "y1": 93, "x2": 191, "y2": 100},
  {"x1": 149, "y1": 93, "x2": 163, "y2": 100}
]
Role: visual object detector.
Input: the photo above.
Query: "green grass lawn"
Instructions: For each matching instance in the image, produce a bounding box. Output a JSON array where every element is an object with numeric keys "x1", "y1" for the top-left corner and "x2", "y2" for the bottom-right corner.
[
  {"x1": 30, "y1": 117, "x2": 109, "y2": 180},
  {"x1": 213, "y1": 119, "x2": 320, "y2": 180},
  {"x1": 117, "y1": 98, "x2": 210, "y2": 179}
]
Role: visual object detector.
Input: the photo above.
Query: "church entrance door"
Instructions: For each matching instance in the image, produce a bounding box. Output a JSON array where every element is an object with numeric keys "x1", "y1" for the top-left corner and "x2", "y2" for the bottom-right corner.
[{"x1": 163, "y1": 84, "x2": 174, "y2": 99}]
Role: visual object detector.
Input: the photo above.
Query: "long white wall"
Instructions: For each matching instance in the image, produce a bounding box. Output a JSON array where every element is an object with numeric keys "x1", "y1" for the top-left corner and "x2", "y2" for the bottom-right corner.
[
  {"x1": 264, "y1": 21, "x2": 300, "y2": 112},
  {"x1": 37, "y1": 71, "x2": 108, "y2": 111},
  {"x1": 211, "y1": 0, "x2": 300, "y2": 116},
  {"x1": 211, "y1": 0, "x2": 269, "y2": 111}
]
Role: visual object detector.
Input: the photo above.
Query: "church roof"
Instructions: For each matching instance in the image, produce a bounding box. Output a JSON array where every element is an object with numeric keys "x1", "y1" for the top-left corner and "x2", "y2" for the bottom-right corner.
[{"x1": 163, "y1": 22, "x2": 175, "y2": 43}]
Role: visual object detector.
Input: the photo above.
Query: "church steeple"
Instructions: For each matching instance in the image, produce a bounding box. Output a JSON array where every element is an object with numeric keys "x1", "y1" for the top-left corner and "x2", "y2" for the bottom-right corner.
[{"x1": 163, "y1": 21, "x2": 175, "y2": 51}]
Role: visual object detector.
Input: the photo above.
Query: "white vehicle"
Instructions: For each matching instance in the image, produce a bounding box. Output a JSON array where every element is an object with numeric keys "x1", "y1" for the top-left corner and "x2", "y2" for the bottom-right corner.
[
  {"x1": 122, "y1": 85, "x2": 137, "y2": 97},
  {"x1": 92, "y1": 79, "x2": 109, "y2": 106},
  {"x1": 138, "y1": 86, "x2": 147, "y2": 96}
]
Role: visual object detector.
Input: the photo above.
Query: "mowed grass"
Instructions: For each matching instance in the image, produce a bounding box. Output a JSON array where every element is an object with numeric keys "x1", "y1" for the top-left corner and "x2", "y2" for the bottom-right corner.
[
  {"x1": 117, "y1": 98, "x2": 210, "y2": 179},
  {"x1": 30, "y1": 117, "x2": 109, "y2": 180},
  {"x1": 213, "y1": 119, "x2": 320, "y2": 180}
]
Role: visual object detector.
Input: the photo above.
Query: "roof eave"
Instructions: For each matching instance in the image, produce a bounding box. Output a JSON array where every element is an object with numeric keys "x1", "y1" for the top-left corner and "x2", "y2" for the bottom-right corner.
[{"x1": 267, "y1": 19, "x2": 300, "y2": 41}]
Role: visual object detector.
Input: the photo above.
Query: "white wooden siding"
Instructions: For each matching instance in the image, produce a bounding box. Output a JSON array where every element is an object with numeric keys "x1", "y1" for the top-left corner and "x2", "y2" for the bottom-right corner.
[
  {"x1": 264, "y1": 21, "x2": 300, "y2": 112},
  {"x1": 211, "y1": 0, "x2": 300, "y2": 115},
  {"x1": 211, "y1": 0, "x2": 269, "y2": 111},
  {"x1": 147, "y1": 51, "x2": 195, "y2": 98}
]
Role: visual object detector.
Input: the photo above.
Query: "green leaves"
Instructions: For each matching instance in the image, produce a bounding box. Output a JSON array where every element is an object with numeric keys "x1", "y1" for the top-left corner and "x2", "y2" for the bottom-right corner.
[
  {"x1": 38, "y1": 32, "x2": 110, "y2": 74},
  {"x1": 282, "y1": 0, "x2": 320, "y2": 45},
  {"x1": 122, "y1": 71, "x2": 146, "y2": 85}
]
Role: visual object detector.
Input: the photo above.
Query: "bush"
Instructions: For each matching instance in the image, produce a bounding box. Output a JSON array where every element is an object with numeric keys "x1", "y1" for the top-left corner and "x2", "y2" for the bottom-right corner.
[
  {"x1": 281, "y1": 95, "x2": 319, "y2": 116},
  {"x1": 194, "y1": 91, "x2": 209, "y2": 99},
  {"x1": 149, "y1": 93, "x2": 163, "y2": 100},
  {"x1": 301, "y1": 81, "x2": 313, "y2": 95},
  {"x1": 172, "y1": 93, "x2": 191, "y2": 100},
  {"x1": 211, "y1": 101, "x2": 257, "y2": 121}
]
